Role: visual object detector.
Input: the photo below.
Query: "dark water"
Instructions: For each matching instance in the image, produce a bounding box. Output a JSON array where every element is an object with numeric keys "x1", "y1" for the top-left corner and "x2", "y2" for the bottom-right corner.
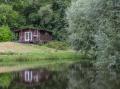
[{"x1": 0, "y1": 62, "x2": 120, "y2": 89}]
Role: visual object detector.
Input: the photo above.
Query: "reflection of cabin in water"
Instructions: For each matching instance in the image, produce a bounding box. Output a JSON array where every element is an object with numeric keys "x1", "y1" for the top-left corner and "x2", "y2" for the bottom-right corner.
[
  {"x1": 17, "y1": 69, "x2": 51, "y2": 85},
  {"x1": 14, "y1": 28, "x2": 52, "y2": 44}
]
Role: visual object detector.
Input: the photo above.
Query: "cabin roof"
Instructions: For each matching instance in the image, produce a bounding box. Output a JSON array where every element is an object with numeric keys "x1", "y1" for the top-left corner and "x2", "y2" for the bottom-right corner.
[{"x1": 14, "y1": 27, "x2": 52, "y2": 34}]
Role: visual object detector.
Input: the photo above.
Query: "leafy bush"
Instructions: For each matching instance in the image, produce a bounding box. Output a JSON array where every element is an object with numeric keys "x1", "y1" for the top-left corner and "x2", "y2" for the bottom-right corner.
[
  {"x1": 45, "y1": 41, "x2": 69, "y2": 50},
  {"x1": 0, "y1": 26, "x2": 12, "y2": 42}
]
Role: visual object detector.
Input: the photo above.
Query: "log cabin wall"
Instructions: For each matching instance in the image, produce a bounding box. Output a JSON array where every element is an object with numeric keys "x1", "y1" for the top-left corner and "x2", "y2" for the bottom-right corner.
[
  {"x1": 39, "y1": 31, "x2": 52, "y2": 44},
  {"x1": 16, "y1": 28, "x2": 52, "y2": 44},
  {"x1": 39, "y1": 31, "x2": 46, "y2": 43}
]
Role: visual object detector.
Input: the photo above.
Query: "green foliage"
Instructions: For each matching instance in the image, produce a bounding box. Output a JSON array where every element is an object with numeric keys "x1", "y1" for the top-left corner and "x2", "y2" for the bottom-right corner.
[
  {"x1": 66, "y1": 0, "x2": 96, "y2": 58},
  {"x1": 46, "y1": 41, "x2": 69, "y2": 50},
  {"x1": 51, "y1": 0, "x2": 69, "y2": 41},
  {"x1": 37, "y1": 5, "x2": 53, "y2": 28},
  {"x1": 66, "y1": 0, "x2": 120, "y2": 65},
  {"x1": 0, "y1": 26, "x2": 12, "y2": 42},
  {"x1": 0, "y1": 4, "x2": 20, "y2": 27},
  {"x1": 93, "y1": 0, "x2": 120, "y2": 65}
]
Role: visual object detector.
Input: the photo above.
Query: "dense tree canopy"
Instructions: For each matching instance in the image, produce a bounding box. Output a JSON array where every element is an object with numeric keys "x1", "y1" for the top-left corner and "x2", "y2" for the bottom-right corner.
[{"x1": 0, "y1": 4, "x2": 20, "y2": 27}]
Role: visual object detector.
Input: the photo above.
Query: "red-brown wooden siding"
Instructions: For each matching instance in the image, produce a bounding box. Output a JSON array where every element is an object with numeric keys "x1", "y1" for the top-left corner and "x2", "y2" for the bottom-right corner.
[{"x1": 16, "y1": 28, "x2": 52, "y2": 43}]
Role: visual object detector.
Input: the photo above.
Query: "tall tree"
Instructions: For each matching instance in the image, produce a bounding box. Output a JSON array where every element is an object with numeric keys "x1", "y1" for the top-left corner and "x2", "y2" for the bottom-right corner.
[
  {"x1": 0, "y1": 4, "x2": 20, "y2": 28},
  {"x1": 66, "y1": 0, "x2": 97, "y2": 58},
  {"x1": 94, "y1": 0, "x2": 120, "y2": 65},
  {"x1": 66, "y1": 0, "x2": 120, "y2": 65}
]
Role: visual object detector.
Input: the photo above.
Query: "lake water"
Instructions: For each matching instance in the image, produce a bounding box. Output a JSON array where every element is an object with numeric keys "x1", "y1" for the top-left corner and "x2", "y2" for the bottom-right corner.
[{"x1": 0, "y1": 61, "x2": 120, "y2": 89}]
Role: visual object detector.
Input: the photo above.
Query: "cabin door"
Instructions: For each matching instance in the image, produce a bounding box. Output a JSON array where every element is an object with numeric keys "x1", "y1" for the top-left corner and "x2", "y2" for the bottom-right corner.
[{"x1": 25, "y1": 32, "x2": 32, "y2": 42}]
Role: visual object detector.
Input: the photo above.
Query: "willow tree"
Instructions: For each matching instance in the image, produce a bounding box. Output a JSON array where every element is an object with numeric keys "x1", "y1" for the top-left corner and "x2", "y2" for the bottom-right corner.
[
  {"x1": 94, "y1": 0, "x2": 120, "y2": 65},
  {"x1": 66, "y1": 0, "x2": 120, "y2": 65},
  {"x1": 66, "y1": 0, "x2": 99, "y2": 59}
]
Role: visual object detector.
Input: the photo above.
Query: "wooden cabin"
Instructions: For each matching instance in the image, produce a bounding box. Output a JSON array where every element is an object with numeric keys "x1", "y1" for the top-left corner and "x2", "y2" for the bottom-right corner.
[
  {"x1": 18, "y1": 69, "x2": 51, "y2": 85},
  {"x1": 15, "y1": 28, "x2": 52, "y2": 44}
]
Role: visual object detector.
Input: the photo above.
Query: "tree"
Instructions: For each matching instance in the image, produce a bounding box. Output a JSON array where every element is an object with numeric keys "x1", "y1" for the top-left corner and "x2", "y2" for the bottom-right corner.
[
  {"x1": 93, "y1": 0, "x2": 120, "y2": 65},
  {"x1": 66, "y1": 0, "x2": 96, "y2": 58},
  {"x1": 66, "y1": 0, "x2": 120, "y2": 65},
  {"x1": 51, "y1": 0, "x2": 69, "y2": 41},
  {"x1": 37, "y1": 5, "x2": 53, "y2": 28},
  {"x1": 0, "y1": 4, "x2": 20, "y2": 28}
]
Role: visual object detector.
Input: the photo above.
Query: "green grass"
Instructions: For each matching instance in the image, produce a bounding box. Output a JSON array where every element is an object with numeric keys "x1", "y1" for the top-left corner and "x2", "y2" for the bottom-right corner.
[{"x1": 0, "y1": 42, "x2": 82, "y2": 73}]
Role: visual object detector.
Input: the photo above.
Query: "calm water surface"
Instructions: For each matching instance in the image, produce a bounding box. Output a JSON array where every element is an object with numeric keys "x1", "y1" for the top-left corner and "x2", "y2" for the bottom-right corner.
[{"x1": 0, "y1": 62, "x2": 120, "y2": 89}]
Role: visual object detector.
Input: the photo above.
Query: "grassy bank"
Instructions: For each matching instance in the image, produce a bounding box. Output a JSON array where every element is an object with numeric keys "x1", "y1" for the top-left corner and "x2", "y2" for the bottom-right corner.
[{"x1": 0, "y1": 42, "x2": 82, "y2": 73}]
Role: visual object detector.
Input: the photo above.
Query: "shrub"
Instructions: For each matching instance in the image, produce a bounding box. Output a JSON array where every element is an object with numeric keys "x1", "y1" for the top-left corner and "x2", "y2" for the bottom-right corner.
[
  {"x1": 0, "y1": 26, "x2": 12, "y2": 42},
  {"x1": 45, "y1": 41, "x2": 69, "y2": 50}
]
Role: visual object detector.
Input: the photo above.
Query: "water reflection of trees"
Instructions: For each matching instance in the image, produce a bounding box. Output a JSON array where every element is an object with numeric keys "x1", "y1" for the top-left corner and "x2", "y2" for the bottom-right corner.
[{"x1": 67, "y1": 62, "x2": 120, "y2": 89}]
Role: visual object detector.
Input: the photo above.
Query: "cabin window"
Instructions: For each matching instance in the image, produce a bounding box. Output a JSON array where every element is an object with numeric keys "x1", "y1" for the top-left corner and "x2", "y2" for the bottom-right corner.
[
  {"x1": 24, "y1": 71, "x2": 33, "y2": 81},
  {"x1": 25, "y1": 32, "x2": 32, "y2": 41}
]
